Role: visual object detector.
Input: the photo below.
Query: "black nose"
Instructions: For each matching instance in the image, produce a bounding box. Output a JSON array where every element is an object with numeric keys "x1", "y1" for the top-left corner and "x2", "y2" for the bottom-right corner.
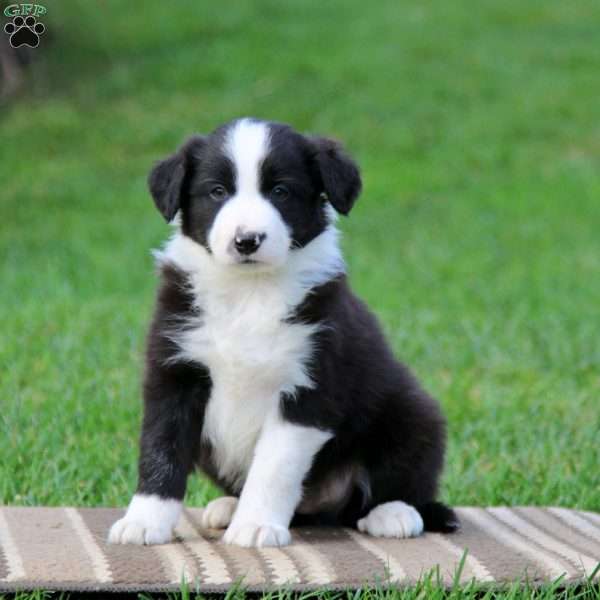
[{"x1": 234, "y1": 231, "x2": 267, "y2": 256}]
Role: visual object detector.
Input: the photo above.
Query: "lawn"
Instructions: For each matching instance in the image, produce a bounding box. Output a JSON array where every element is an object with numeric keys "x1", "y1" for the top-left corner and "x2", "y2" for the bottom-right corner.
[{"x1": 1, "y1": 0, "x2": 599, "y2": 598}]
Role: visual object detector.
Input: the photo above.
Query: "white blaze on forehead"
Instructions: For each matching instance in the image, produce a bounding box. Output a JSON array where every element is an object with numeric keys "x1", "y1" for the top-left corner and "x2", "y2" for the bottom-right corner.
[
  {"x1": 225, "y1": 119, "x2": 271, "y2": 196},
  {"x1": 209, "y1": 119, "x2": 291, "y2": 268}
]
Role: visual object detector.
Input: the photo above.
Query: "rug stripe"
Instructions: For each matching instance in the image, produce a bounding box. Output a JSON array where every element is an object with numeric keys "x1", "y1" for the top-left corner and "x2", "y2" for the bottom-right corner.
[
  {"x1": 176, "y1": 512, "x2": 231, "y2": 585},
  {"x1": 296, "y1": 528, "x2": 386, "y2": 587},
  {"x1": 582, "y1": 511, "x2": 600, "y2": 527},
  {"x1": 259, "y1": 545, "x2": 301, "y2": 585},
  {"x1": 65, "y1": 509, "x2": 112, "y2": 583},
  {"x1": 345, "y1": 529, "x2": 406, "y2": 583},
  {"x1": 485, "y1": 507, "x2": 578, "y2": 578},
  {"x1": 157, "y1": 543, "x2": 197, "y2": 585},
  {"x1": 0, "y1": 519, "x2": 8, "y2": 582},
  {"x1": 484, "y1": 508, "x2": 579, "y2": 578},
  {"x1": 283, "y1": 536, "x2": 336, "y2": 585},
  {"x1": 372, "y1": 533, "x2": 469, "y2": 584},
  {"x1": 217, "y1": 545, "x2": 268, "y2": 586},
  {"x1": 489, "y1": 507, "x2": 597, "y2": 576},
  {"x1": 460, "y1": 507, "x2": 568, "y2": 579},
  {"x1": 76, "y1": 508, "x2": 177, "y2": 586},
  {"x1": 518, "y1": 508, "x2": 600, "y2": 564},
  {"x1": 452, "y1": 508, "x2": 533, "y2": 582},
  {"x1": 428, "y1": 533, "x2": 495, "y2": 582},
  {"x1": 3, "y1": 507, "x2": 98, "y2": 583},
  {"x1": 0, "y1": 508, "x2": 25, "y2": 581},
  {"x1": 549, "y1": 508, "x2": 600, "y2": 545},
  {"x1": 184, "y1": 509, "x2": 267, "y2": 586}
]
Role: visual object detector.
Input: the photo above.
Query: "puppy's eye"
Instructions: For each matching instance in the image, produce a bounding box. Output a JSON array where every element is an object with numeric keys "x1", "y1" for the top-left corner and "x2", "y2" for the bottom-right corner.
[
  {"x1": 210, "y1": 185, "x2": 228, "y2": 202},
  {"x1": 271, "y1": 185, "x2": 289, "y2": 201}
]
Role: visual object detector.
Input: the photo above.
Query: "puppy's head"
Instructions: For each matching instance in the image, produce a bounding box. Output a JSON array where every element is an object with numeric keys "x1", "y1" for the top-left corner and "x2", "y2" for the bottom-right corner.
[{"x1": 149, "y1": 118, "x2": 361, "y2": 270}]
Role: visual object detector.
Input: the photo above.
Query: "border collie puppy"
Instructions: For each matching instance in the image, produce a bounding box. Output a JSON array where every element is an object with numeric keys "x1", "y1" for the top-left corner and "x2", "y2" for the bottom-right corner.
[{"x1": 109, "y1": 118, "x2": 458, "y2": 548}]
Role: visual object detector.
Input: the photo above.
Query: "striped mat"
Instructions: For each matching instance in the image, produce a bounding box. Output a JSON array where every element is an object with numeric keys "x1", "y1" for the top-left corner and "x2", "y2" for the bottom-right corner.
[{"x1": 0, "y1": 506, "x2": 599, "y2": 593}]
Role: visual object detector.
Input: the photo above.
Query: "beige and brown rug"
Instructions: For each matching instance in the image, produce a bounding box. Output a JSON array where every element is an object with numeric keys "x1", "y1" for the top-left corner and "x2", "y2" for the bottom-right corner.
[{"x1": 0, "y1": 506, "x2": 599, "y2": 593}]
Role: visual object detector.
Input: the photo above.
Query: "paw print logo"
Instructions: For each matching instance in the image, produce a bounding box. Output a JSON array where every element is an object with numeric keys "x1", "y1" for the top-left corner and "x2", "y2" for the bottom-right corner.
[{"x1": 4, "y1": 15, "x2": 45, "y2": 48}]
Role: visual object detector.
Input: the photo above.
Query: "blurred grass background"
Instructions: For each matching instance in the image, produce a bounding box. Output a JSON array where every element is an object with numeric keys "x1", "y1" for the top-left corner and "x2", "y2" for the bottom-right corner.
[{"x1": 1, "y1": 0, "x2": 599, "y2": 511}]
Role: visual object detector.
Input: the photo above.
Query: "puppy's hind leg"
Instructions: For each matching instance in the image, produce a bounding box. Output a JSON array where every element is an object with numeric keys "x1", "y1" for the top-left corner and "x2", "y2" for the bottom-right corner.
[
  {"x1": 354, "y1": 384, "x2": 459, "y2": 538},
  {"x1": 356, "y1": 500, "x2": 459, "y2": 539},
  {"x1": 201, "y1": 497, "x2": 238, "y2": 529},
  {"x1": 357, "y1": 501, "x2": 424, "y2": 538}
]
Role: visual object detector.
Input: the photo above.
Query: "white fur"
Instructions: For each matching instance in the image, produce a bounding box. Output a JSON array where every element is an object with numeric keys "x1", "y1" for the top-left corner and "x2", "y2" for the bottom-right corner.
[
  {"x1": 156, "y1": 224, "x2": 343, "y2": 491},
  {"x1": 223, "y1": 410, "x2": 332, "y2": 547},
  {"x1": 208, "y1": 119, "x2": 291, "y2": 268},
  {"x1": 201, "y1": 496, "x2": 238, "y2": 529},
  {"x1": 357, "y1": 501, "x2": 424, "y2": 538},
  {"x1": 108, "y1": 494, "x2": 182, "y2": 545}
]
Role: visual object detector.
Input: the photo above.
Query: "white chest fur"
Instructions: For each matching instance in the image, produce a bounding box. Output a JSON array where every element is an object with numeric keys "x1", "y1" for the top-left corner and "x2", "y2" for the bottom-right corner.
[
  {"x1": 178, "y1": 276, "x2": 318, "y2": 489},
  {"x1": 157, "y1": 229, "x2": 343, "y2": 490}
]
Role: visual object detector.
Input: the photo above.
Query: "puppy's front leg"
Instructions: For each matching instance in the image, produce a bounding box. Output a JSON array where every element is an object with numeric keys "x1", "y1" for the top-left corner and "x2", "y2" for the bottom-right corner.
[
  {"x1": 223, "y1": 409, "x2": 332, "y2": 548},
  {"x1": 109, "y1": 362, "x2": 207, "y2": 545}
]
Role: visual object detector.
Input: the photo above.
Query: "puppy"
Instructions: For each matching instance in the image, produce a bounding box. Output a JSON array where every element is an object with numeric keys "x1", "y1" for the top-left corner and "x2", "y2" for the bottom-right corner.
[{"x1": 109, "y1": 118, "x2": 458, "y2": 548}]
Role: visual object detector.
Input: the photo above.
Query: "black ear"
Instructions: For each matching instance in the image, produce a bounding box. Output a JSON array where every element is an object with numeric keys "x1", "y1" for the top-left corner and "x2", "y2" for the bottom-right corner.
[
  {"x1": 148, "y1": 135, "x2": 205, "y2": 222},
  {"x1": 311, "y1": 137, "x2": 362, "y2": 215}
]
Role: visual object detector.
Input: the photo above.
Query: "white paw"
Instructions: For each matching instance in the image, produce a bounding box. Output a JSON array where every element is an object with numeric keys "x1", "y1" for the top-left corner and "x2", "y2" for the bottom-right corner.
[
  {"x1": 201, "y1": 496, "x2": 238, "y2": 529},
  {"x1": 223, "y1": 520, "x2": 291, "y2": 547},
  {"x1": 107, "y1": 494, "x2": 181, "y2": 545},
  {"x1": 108, "y1": 516, "x2": 173, "y2": 545},
  {"x1": 357, "y1": 501, "x2": 424, "y2": 538}
]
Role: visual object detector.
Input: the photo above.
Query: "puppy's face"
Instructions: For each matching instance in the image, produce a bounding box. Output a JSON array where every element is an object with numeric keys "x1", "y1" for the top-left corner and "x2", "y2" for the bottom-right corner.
[{"x1": 149, "y1": 119, "x2": 361, "y2": 270}]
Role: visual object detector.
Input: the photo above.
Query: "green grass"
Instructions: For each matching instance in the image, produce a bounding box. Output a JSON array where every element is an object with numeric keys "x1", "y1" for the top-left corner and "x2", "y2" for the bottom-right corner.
[
  {"x1": 3, "y1": 573, "x2": 600, "y2": 600},
  {"x1": 1, "y1": 0, "x2": 599, "y2": 598}
]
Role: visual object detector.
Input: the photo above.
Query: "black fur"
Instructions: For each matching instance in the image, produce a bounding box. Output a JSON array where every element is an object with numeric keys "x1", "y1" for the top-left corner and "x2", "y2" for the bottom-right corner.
[
  {"x1": 310, "y1": 136, "x2": 362, "y2": 215},
  {"x1": 148, "y1": 136, "x2": 206, "y2": 222},
  {"x1": 136, "y1": 265, "x2": 211, "y2": 499},
  {"x1": 136, "y1": 118, "x2": 458, "y2": 535},
  {"x1": 284, "y1": 277, "x2": 456, "y2": 531},
  {"x1": 148, "y1": 121, "x2": 361, "y2": 250},
  {"x1": 260, "y1": 124, "x2": 331, "y2": 247}
]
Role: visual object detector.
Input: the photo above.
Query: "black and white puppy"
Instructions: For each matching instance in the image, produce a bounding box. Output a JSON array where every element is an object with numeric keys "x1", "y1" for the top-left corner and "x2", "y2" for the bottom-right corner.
[{"x1": 109, "y1": 118, "x2": 458, "y2": 548}]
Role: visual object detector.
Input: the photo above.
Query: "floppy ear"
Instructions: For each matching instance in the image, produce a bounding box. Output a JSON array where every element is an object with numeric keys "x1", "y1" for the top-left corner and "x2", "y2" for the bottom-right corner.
[
  {"x1": 311, "y1": 137, "x2": 362, "y2": 215},
  {"x1": 148, "y1": 135, "x2": 205, "y2": 222}
]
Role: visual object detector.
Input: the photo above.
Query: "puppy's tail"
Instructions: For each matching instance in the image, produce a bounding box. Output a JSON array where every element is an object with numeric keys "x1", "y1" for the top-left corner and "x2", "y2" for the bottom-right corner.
[{"x1": 416, "y1": 501, "x2": 460, "y2": 533}]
